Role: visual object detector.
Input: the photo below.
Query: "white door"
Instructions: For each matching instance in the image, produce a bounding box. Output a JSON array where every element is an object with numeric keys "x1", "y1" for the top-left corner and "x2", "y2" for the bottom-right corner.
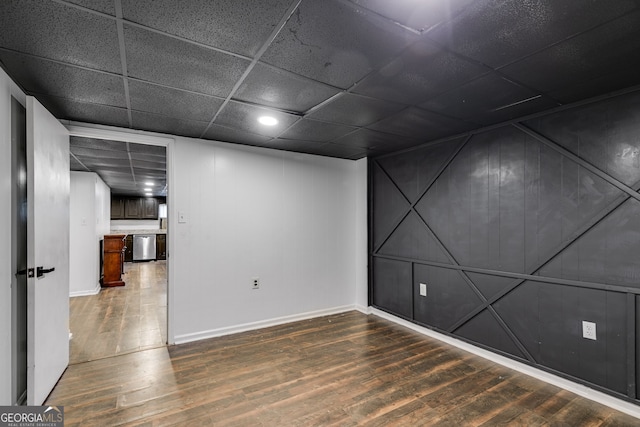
[{"x1": 26, "y1": 96, "x2": 70, "y2": 405}]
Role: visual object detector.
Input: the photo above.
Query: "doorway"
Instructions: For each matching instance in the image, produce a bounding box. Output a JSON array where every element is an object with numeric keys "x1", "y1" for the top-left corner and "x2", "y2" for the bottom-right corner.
[
  {"x1": 66, "y1": 127, "x2": 173, "y2": 363},
  {"x1": 11, "y1": 96, "x2": 27, "y2": 405}
]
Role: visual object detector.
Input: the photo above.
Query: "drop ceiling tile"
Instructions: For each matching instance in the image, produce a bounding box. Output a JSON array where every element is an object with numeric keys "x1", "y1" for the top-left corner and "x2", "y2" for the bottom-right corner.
[
  {"x1": 128, "y1": 143, "x2": 166, "y2": 156},
  {"x1": 420, "y1": 74, "x2": 558, "y2": 125},
  {"x1": 333, "y1": 128, "x2": 423, "y2": 151},
  {"x1": 307, "y1": 93, "x2": 405, "y2": 127},
  {"x1": 37, "y1": 95, "x2": 130, "y2": 127},
  {"x1": 267, "y1": 138, "x2": 329, "y2": 155},
  {"x1": 548, "y1": 69, "x2": 640, "y2": 104},
  {"x1": 427, "y1": 0, "x2": 637, "y2": 68},
  {"x1": 215, "y1": 101, "x2": 300, "y2": 137},
  {"x1": 312, "y1": 142, "x2": 372, "y2": 160},
  {"x1": 235, "y1": 63, "x2": 341, "y2": 113},
  {"x1": 351, "y1": 0, "x2": 476, "y2": 33},
  {"x1": 261, "y1": 0, "x2": 418, "y2": 89},
  {"x1": 70, "y1": 155, "x2": 88, "y2": 171},
  {"x1": 0, "y1": 0, "x2": 121, "y2": 73},
  {"x1": 279, "y1": 118, "x2": 357, "y2": 142},
  {"x1": 204, "y1": 124, "x2": 273, "y2": 146},
  {"x1": 128, "y1": 80, "x2": 223, "y2": 122},
  {"x1": 65, "y1": 0, "x2": 115, "y2": 15},
  {"x1": 71, "y1": 146, "x2": 130, "y2": 160},
  {"x1": 71, "y1": 137, "x2": 128, "y2": 152},
  {"x1": 124, "y1": 25, "x2": 250, "y2": 97},
  {"x1": 122, "y1": 0, "x2": 292, "y2": 57},
  {"x1": 132, "y1": 159, "x2": 166, "y2": 171},
  {"x1": 129, "y1": 152, "x2": 166, "y2": 163},
  {"x1": 352, "y1": 39, "x2": 490, "y2": 105},
  {"x1": 500, "y1": 10, "x2": 640, "y2": 97},
  {"x1": 0, "y1": 51, "x2": 126, "y2": 107},
  {"x1": 132, "y1": 111, "x2": 209, "y2": 138},
  {"x1": 368, "y1": 106, "x2": 474, "y2": 140}
]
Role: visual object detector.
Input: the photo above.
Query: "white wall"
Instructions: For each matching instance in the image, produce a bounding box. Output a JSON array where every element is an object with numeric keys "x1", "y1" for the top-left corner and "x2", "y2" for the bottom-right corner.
[
  {"x1": 0, "y1": 69, "x2": 26, "y2": 405},
  {"x1": 354, "y1": 158, "x2": 368, "y2": 311},
  {"x1": 172, "y1": 138, "x2": 361, "y2": 342},
  {"x1": 69, "y1": 171, "x2": 110, "y2": 296}
]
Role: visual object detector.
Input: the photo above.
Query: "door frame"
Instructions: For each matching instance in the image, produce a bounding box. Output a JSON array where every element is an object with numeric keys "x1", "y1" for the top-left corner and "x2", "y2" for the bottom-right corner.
[{"x1": 65, "y1": 123, "x2": 176, "y2": 345}]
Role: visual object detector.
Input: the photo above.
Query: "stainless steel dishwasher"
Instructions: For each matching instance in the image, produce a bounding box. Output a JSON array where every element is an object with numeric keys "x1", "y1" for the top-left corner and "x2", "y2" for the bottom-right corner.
[{"x1": 133, "y1": 234, "x2": 156, "y2": 261}]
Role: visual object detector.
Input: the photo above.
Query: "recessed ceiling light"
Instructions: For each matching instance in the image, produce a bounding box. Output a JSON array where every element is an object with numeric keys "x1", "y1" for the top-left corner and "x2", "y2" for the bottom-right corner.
[
  {"x1": 258, "y1": 116, "x2": 278, "y2": 126},
  {"x1": 145, "y1": 181, "x2": 154, "y2": 186},
  {"x1": 145, "y1": 192, "x2": 152, "y2": 196},
  {"x1": 144, "y1": 187, "x2": 152, "y2": 191}
]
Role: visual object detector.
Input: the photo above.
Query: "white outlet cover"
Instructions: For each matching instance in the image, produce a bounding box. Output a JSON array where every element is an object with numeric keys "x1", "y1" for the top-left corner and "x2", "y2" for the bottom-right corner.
[
  {"x1": 419, "y1": 283, "x2": 427, "y2": 297},
  {"x1": 582, "y1": 321, "x2": 597, "y2": 340}
]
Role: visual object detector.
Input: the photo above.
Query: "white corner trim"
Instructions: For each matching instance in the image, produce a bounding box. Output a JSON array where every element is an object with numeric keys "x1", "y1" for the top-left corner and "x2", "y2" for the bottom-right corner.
[
  {"x1": 69, "y1": 283, "x2": 101, "y2": 298},
  {"x1": 355, "y1": 304, "x2": 372, "y2": 315},
  {"x1": 174, "y1": 305, "x2": 356, "y2": 345},
  {"x1": 369, "y1": 307, "x2": 640, "y2": 420}
]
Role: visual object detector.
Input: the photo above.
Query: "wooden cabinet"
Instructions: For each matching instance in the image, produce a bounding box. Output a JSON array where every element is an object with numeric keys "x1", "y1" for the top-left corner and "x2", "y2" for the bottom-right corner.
[
  {"x1": 142, "y1": 198, "x2": 159, "y2": 219},
  {"x1": 102, "y1": 235, "x2": 126, "y2": 287},
  {"x1": 111, "y1": 198, "x2": 125, "y2": 219},
  {"x1": 156, "y1": 234, "x2": 166, "y2": 260},
  {"x1": 124, "y1": 235, "x2": 133, "y2": 262},
  {"x1": 111, "y1": 196, "x2": 160, "y2": 220},
  {"x1": 125, "y1": 198, "x2": 142, "y2": 218}
]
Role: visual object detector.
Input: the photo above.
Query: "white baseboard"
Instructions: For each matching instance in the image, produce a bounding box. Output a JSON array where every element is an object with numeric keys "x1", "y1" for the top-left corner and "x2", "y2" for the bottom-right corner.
[
  {"x1": 174, "y1": 305, "x2": 356, "y2": 345},
  {"x1": 69, "y1": 283, "x2": 101, "y2": 297},
  {"x1": 369, "y1": 307, "x2": 640, "y2": 420},
  {"x1": 355, "y1": 304, "x2": 371, "y2": 315}
]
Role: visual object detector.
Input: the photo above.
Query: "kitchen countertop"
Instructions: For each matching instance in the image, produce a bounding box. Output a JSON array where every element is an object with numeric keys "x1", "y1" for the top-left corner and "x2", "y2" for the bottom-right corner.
[{"x1": 108, "y1": 229, "x2": 166, "y2": 235}]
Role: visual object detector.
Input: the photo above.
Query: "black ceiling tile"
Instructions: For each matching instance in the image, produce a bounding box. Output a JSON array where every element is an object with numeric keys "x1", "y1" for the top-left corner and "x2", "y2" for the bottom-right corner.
[
  {"x1": 548, "y1": 69, "x2": 640, "y2": 104},
  {"x1": 71, "y1": 137, "x2": 128, "y2": 152},
  {"x1": 65, "y1": 0, "x2": 115, "y2": 15},
  {"x1": 122, "y1": 0, "x2": 292, "y2": 57},
  {"x1": 350, "y1": 0, "x2": 476, "y2": 33},
  {"x1": 131, "y1": 111, "x2": 209, "y2": 138},
  {"x1": 307, "y1": 93, "x2": 405, "y2": 127},
  {"x1": 0, "y1": 51, "x2": 126, "y2": 107},
  {"x1": 261, "y1": 0, "x2": 418, "y2": 89},
  {"x1": 128, "y1": 80, "x2": 223, "y2": 122},
  {"x1": 267, "y1": 138, "x2": 327, "y2": 154},
  {"x1": 234, "y1": 63, "x2": 341, "y2": 113},
  {"x1": 332, "y1": 128, "x2": 423, "y2": 151},
  {"x1": 368, "y1": 106, "x2": 475, "y2": 140},
  {"x1": 215, "y1": 101, "x2": 300, "y2": 137},
  {"x1": 419, "y1": 74, "x2": 558, "y2": 125},
  {"x1": 132, "y1": 159, "x2": 166, "y2": 171},
  {"x1": 128, "y1": 143, "x2": 166, "y2": 156},
  {"x1": 309, "y1": 142, "x2": 371, "y2": 160},
  {"x1": 37, "y1": 95, "x2": 130, "y2": 127},
  {"x1": 204, "y1": 124, "x2": 273, "y2": 146},
  {"x1": 278, "y1": 118, "x2": 357, "y2": 142},
  {"x1": 69, "y1": 156, "x2": 87, "y2": 171},
  {"x1": 500, "y1": 10, "x2": 640, "y2": 96},
  {"x1": 427, "y1": 0, "x2": 637, "y2": 68},
  {"x1": 124, "y1": 25, "x2": 250, "y2": 97},
  {"x1": 70, "y1": 146, "x2": 130, "y2": 160},
  {"x1": 0, "y1": 0, "x2": 121, "y2": 73},
  {"x1": 352, "y1": 39, "x2": 490, "y2": 104}
]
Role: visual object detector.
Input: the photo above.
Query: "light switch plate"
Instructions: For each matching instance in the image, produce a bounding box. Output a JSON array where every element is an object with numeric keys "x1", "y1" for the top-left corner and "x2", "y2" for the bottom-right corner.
[{"x1": 419, "y1": 283, "x2": 427, "y2": 297}]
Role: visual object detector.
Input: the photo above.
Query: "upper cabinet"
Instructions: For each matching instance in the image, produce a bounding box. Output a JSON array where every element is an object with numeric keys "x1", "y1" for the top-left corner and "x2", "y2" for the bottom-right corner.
[{"x1": 111, "y1": 196, "x2": 160, "y2": 220}]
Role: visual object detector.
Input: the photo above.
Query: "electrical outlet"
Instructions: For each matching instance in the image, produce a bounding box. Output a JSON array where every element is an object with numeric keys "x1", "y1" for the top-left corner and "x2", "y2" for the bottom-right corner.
[
  {"x1": 582, "y1": 321, "x2": 597, "y2": 340},
  {"x1": 419, "y1": 283, "x2": 427, "y2": 297},
  {"x1": 252, "y1": 277, "x2": 259, "y2": 289}
]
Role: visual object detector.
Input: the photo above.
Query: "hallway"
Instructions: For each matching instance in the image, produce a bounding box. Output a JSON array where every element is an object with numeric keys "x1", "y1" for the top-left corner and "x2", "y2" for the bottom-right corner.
[{"x1": 68, "y1": 260, "x2": 167, "y2": 364}]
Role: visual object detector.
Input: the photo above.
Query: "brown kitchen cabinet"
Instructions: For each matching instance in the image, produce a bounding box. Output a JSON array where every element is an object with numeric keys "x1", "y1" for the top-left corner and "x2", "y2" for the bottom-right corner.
[
  {"x1": 102, "y1": 234, "x2": 126, "y2": 287},
  {"x1": 156, "y1": 234, "x2": 166, "y2": 260},
  {"x1": 111, "y1": 196, "x2": 160, "y2": 220}
]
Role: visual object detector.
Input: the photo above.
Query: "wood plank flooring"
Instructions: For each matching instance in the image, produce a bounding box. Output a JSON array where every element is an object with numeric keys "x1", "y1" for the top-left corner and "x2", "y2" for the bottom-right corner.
[
  {"x1": 69, "y1": 260, "x2": 166, "y2": 364},
  {"x1": 49, "y1": 308, "x2": 639, "y2": 426}
]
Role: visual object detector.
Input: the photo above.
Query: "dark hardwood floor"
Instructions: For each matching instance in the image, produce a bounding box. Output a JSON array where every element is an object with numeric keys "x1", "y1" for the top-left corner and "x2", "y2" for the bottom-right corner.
[
  {"x1": 49, "y1": 307, "x2": 639, "y2": 426},
  {"x1": 68, "y1": 260, "x2": 166, "y2": 364}
]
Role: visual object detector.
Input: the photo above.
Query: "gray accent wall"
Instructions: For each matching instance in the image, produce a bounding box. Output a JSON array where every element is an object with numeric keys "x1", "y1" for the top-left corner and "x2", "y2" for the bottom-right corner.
[{"x1": 370, "y1": 88, "x2": 640, "y2": 402}]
